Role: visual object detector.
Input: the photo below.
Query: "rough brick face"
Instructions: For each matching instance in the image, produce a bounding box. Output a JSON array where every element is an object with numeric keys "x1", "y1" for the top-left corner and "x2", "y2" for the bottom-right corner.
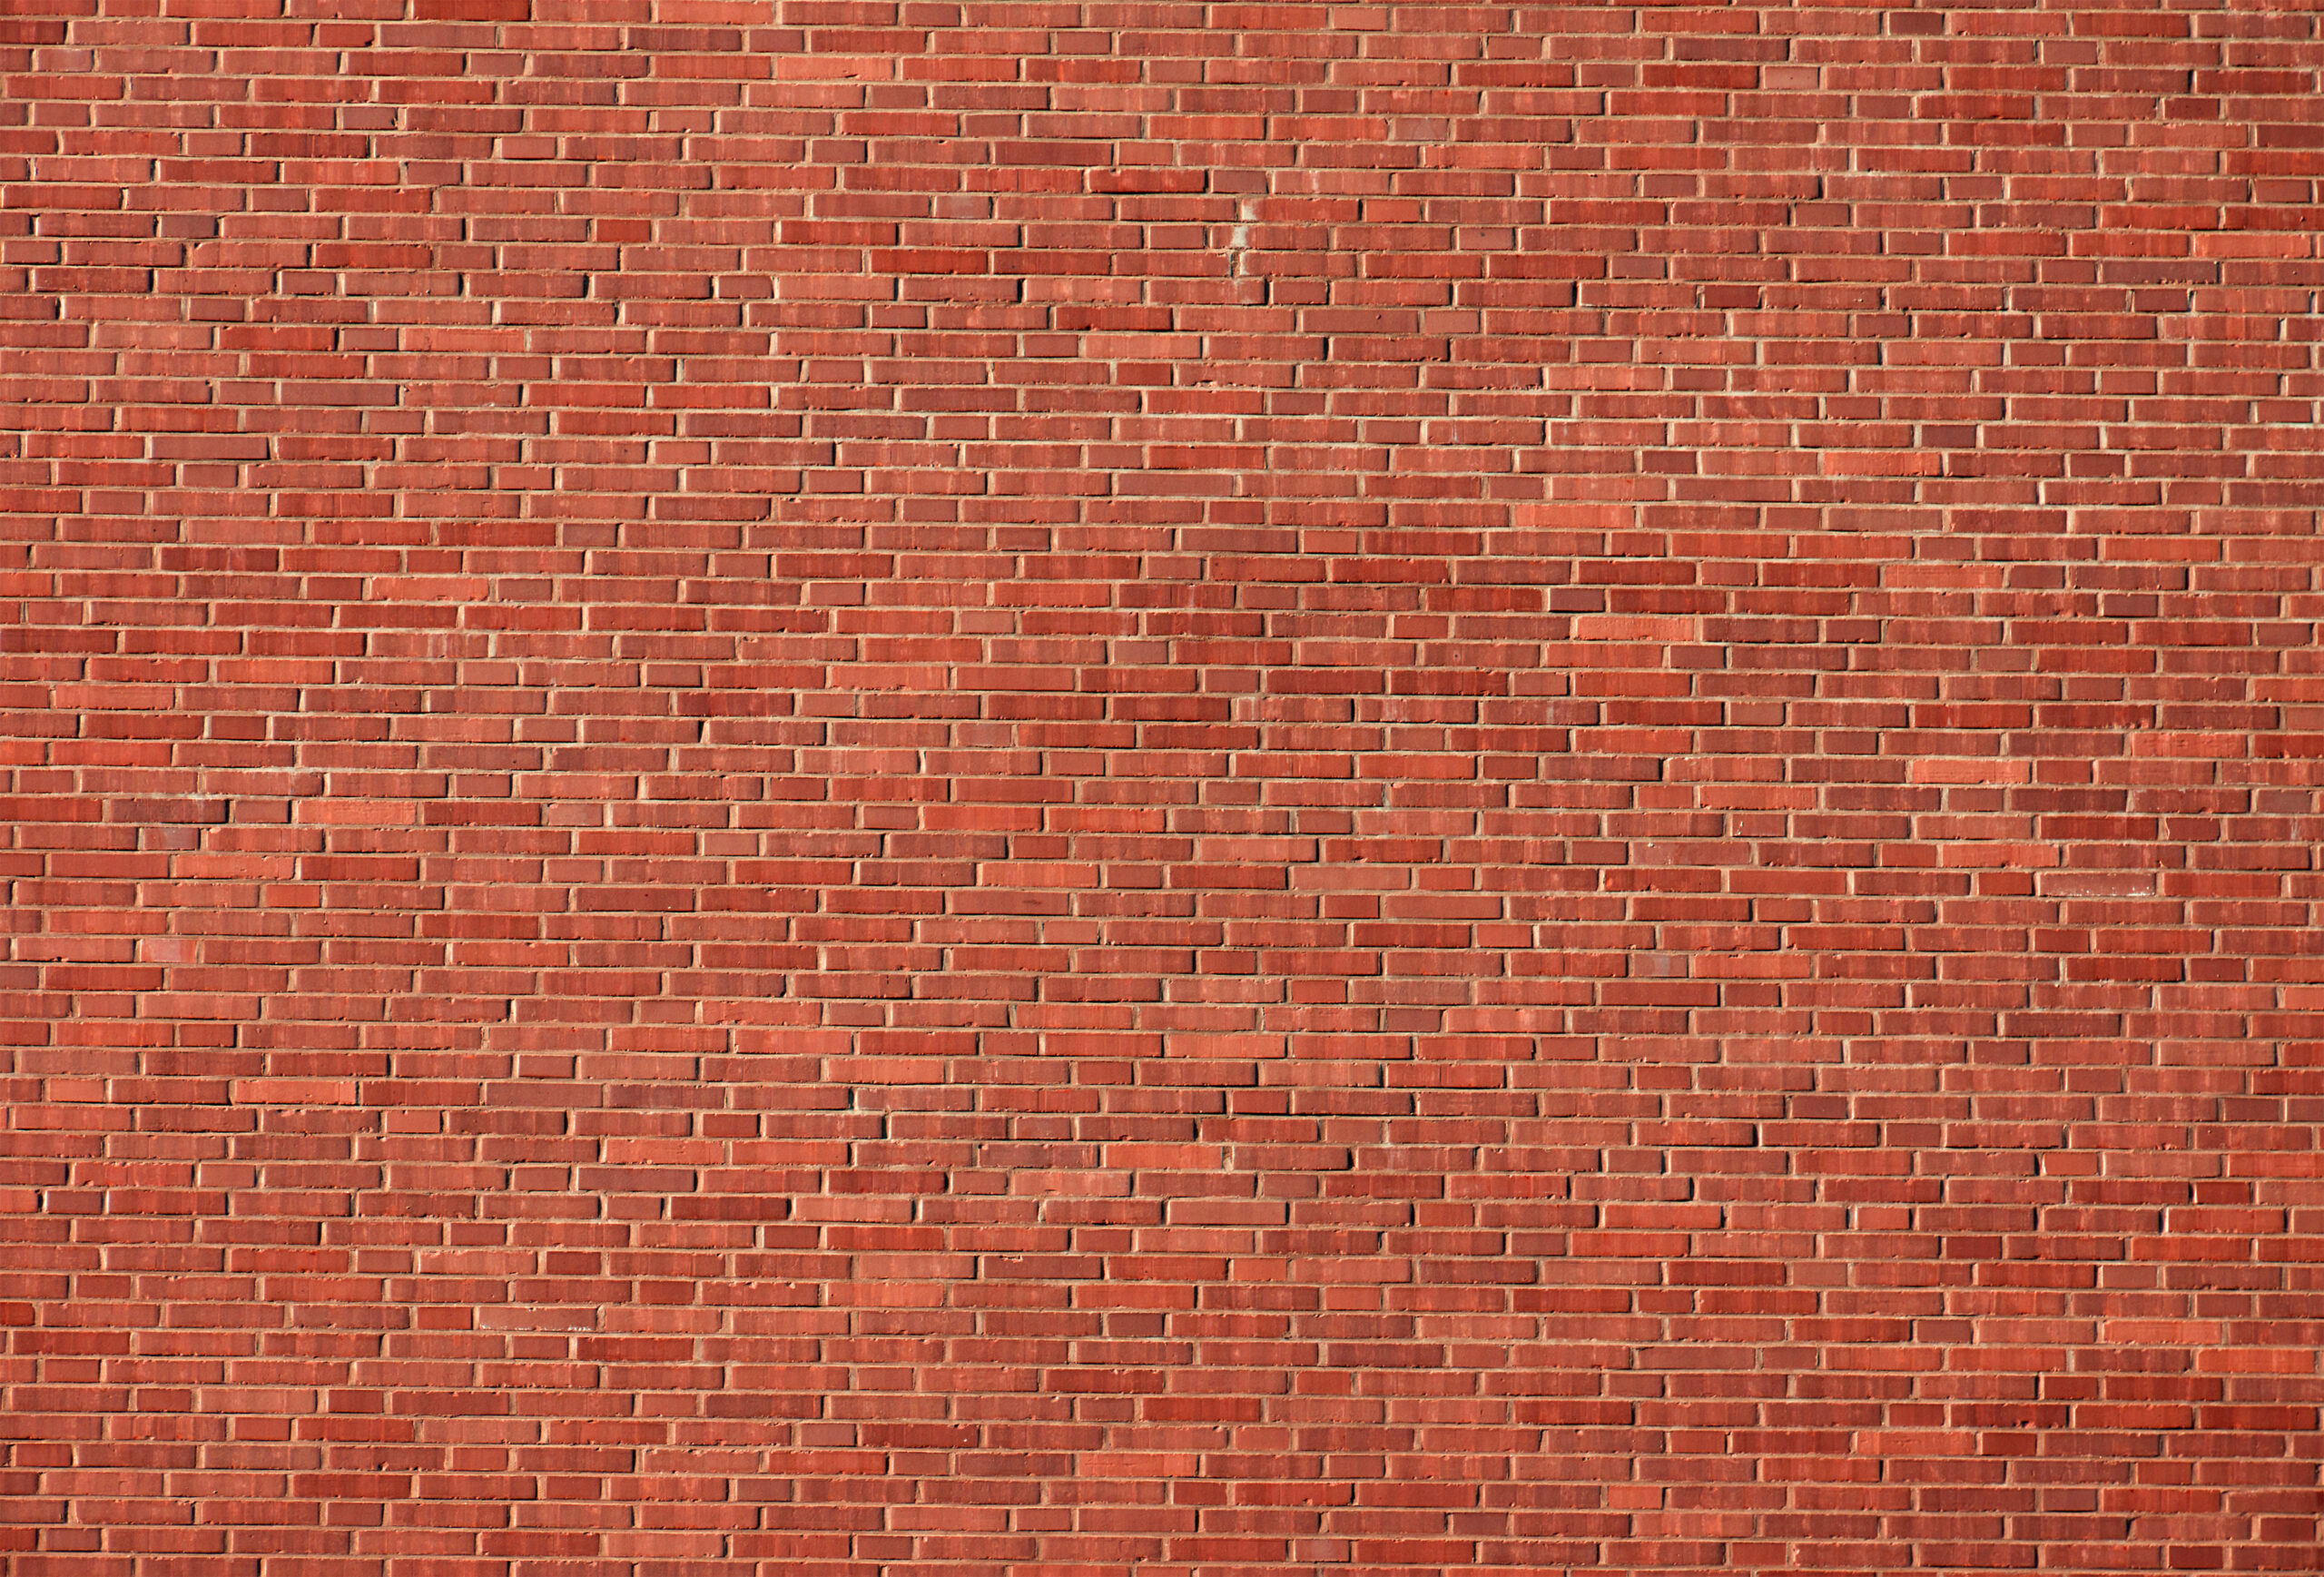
[{"x1": 5, "y1": 1, "x2": 2324, "y2": 1572}]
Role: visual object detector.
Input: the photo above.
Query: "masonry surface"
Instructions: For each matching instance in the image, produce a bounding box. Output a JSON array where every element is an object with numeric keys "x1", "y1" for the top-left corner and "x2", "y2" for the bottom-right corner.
[{"x1": 5, "y1": 2, "x2": 2324, "y2": 1573}]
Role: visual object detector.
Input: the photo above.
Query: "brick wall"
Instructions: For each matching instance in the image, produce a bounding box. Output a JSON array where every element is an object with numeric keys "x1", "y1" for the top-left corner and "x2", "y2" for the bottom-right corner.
[{"x1": 5, "y1": 2, "x2": 2323, "y2": 1572}]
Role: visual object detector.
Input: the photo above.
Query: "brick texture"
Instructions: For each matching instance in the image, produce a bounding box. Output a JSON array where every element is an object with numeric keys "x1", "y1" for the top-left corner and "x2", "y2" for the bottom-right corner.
[{"x1": 5, "y1": 2, "x2": 2324, "y2": 1572}]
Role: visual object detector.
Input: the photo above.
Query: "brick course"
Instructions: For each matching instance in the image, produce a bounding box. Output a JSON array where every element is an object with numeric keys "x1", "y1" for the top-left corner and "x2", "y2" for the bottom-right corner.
[{"x1": 5, "y1": 2, "x2": 2324, "y2": 1572}]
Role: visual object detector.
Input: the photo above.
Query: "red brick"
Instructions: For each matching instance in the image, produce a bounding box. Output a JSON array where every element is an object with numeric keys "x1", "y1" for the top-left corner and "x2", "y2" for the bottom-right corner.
[{"x1": 4, "y1": 4, "x2": 2323, "y2": 1573}]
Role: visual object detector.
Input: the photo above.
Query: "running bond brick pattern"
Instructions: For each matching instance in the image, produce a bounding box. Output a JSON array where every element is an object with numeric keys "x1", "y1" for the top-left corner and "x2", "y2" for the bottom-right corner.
[{"x1": 4, "y1": 1, "x2": 2323, "y2": 1573}]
